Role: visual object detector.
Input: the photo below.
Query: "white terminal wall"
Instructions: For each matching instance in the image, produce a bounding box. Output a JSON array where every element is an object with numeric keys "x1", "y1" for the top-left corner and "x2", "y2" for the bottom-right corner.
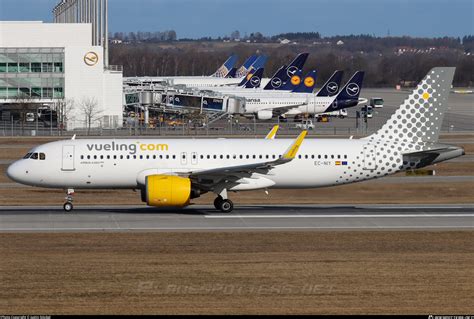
[{"x1": 0, "y1": 22, "x2": 123, "y2": 130}]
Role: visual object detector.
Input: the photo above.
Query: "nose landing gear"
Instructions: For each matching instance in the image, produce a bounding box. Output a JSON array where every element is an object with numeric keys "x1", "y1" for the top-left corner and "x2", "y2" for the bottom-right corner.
[{"x1": 64, "y1": 188, "x2": 75, "y2": 212}]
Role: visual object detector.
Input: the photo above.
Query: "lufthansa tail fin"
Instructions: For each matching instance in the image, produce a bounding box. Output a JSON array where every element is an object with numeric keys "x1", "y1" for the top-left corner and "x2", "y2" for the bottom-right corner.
[
  {"x1": 292, "y1": 70, "x2": 317, "y2": 93},
  {"x1": 241, "y1": 68, "x2": 264, "y2": 88},
  {"x1": 368, "y1": 67, "x2": 455, "y2": 144},
  {"x1": 211, "y1": 54, "x2": 238, "y2": 77},
  {"x1": 263, "y1": 65, "x2": 287, "y2": 90},
  {"x1": 335, "y1": 71, "x2": 365, "y2": 101},
  {"x1": 316, "y1": 70, "x2": 344, "y2": 97},
  {"x1": 285, "y1": 53, "x2": 309, "y2": 78}
]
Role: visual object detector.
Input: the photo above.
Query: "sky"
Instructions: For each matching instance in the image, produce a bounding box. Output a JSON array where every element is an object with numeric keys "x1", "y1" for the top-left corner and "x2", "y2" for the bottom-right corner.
[{"x1": 0, "y1": 0, "x2": 472, "y2": 39}]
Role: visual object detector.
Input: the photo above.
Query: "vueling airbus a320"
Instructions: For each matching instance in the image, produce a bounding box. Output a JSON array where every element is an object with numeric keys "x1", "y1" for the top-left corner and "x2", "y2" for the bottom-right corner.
[{"x1": 7, "y1": 68, "x2": 464, "y2": 213}]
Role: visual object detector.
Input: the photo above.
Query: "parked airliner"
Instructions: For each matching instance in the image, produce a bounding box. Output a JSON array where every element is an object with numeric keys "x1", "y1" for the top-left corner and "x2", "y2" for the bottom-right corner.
[{"x1": 7, "y1": 68, "x2": 463, "y2": 213}]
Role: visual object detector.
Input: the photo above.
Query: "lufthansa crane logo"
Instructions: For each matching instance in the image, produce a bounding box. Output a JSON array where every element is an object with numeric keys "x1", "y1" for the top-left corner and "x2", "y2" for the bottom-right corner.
[
  {"x1": 291, "y1": 75, "x2": 301, "y2": 86},
  {"x1": 287, "y1": 66, "x2": 298, "y2": 77},
  {"x1": 84, "y1": 51, "x2": 99, "y2": 66},
  {"x1": 304, "y1": 76, "x2": 315, "y2": 87},
  {"x1": 346, "y1": 83, "x2": 360, "y2": 96},
  {"x1": 327, "y1": 82, "x2": 339, "y2": 95},
  {"x1": 250, "y1": 76, "x2": 261, "y2": 87},
  {"x1": 271, "y1": 77, "x2": 282, "y2": 88}
]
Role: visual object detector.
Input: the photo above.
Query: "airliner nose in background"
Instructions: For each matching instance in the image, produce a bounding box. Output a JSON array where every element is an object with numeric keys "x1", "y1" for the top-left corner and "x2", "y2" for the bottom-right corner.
[{"x1": 7, "y1": 68, "x2": 464, "y2": 213}]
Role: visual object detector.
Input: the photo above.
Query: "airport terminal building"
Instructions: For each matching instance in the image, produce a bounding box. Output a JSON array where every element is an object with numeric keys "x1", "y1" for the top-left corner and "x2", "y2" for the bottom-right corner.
[{"x1": 0, "y1": 21, "x2": 123, "y2": 130}]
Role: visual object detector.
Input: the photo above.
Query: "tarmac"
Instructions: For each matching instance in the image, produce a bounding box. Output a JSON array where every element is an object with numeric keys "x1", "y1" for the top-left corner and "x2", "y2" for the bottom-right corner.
[{"x1": 0, "y1": 204, "x2": 472, "y2": 232}]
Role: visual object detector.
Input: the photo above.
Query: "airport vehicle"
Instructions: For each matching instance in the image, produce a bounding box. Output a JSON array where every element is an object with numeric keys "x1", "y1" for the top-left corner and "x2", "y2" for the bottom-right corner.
[
  {"x1": 243, "y1": 71, "x2": 363, "y2": 120},
  {"x1": 7, "y1": 68, "x2": 463, "y2": 213},
  {"x1": 370, "y1": 97, "x2": 384, "y2": 108},
  {"x1": 322, "y1": 108, "x2": 347, "y2": 118},
  {"x1": 295, "y1": 119, "x2": 315, "y2": 130}
]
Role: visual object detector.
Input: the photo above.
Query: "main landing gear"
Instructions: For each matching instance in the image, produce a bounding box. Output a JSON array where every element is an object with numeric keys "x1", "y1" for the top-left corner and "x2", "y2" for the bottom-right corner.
[
  {"x1": 213, "y1": 196, "x2": 234, "y2": 213},
  {"x1": 63, "y1": 188, "x2": 74, "y2": 212}
]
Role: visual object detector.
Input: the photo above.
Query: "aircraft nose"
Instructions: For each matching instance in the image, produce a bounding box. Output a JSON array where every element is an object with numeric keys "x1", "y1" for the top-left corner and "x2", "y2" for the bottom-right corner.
[{"x1": 6, "y1": 161, "x2": 22, "y2": 183}]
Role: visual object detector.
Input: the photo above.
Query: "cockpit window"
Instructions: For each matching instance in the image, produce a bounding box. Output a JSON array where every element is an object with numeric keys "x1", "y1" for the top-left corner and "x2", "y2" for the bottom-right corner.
[
  {"x1": 30, "y1": 153, "x2": 39, "y2": 160},
  {"x1": 39, "y1": 153, "x2": 46, "y2": 160},
  {"x1": 23, "y1": 153, "x2": 32, "y2": 159}
]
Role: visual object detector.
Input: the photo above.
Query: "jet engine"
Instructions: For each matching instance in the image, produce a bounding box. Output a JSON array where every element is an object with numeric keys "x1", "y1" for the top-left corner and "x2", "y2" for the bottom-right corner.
[
  {"x1": 143, "y1": 175, "x2": 191, "y2": 207},
  {"x1": 257, "y1": 110, "x2": 273, "y2": 120}
]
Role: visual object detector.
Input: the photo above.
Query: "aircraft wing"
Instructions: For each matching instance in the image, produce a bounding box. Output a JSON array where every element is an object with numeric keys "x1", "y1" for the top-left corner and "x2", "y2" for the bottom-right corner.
[
  {"x1": 260, "y1": 102, "x2": 307, "y2": 115},
  {"x1": 186, "y1": 131, "x2": 307, "y2": 189}
]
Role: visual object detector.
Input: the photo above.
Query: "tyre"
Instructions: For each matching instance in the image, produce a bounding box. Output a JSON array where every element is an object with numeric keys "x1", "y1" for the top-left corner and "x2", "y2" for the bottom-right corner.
[
  {"x1": 213, "y1": 196, "x2": 223, "y2": 210},
  {"x1": 63, "y1": 202, "x2": 73, "y2": 212},
  {"x1": 219, "y1": 199, "x2": 233, "y2": 213}
]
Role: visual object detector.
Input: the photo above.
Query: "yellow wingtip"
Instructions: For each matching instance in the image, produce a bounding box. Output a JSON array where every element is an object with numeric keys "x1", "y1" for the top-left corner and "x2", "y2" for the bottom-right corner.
[
  {"x1": 283, "y1": 130, "x2": 307, "y2": 159},
  {"x1": 265, "y1": 125, "x2": 279, "y2": 140}
]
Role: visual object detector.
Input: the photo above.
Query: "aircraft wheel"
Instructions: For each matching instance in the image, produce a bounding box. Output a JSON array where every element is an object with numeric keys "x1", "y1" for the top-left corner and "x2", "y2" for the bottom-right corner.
[
  {"x1": 219, "y1": 199, "x2": 234, "y2": 213},
  {"x1": 63, "y1": 202, "x2": 74, "y2": 212},
  {"x1": 214, "y1": 196, "x2": 223, "y2": 210}
]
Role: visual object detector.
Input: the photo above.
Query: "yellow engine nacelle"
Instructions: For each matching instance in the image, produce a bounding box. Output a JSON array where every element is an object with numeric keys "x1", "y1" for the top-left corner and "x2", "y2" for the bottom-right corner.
[{"x1": 145, "y1": 175, "x2": 191, "y2": 207}]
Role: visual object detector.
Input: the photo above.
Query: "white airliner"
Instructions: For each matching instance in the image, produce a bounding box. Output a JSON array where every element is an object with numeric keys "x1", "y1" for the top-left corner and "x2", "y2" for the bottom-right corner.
[
  {"x1": 241, "y1": 71, "x2": 365, "y2": 119},
  {"x1": 7, "y1": 68, "x2": 463, "y2": 213}
]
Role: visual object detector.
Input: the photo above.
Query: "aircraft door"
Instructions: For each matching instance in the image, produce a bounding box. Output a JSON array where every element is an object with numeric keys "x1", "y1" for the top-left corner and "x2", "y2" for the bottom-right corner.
[
  {"x1": 363, "y1": 144, "x2": 377, "y2": 170},
  {"x1": 62, "y1": 145, "x2": 75, "y2": 171}
]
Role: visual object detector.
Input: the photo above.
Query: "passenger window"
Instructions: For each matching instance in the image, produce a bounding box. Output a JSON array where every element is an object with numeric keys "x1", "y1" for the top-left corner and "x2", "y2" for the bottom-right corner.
[
  {"x1": 113, "y1": 155, "x2": 117, "y2": 159},
  {"x1": 93, "y1": 155, "x2": 97, "y2": 160},
  {"x1": 153, "y1": 155, "x2": 156, "y2": 159},
  {"x1": 305, "y1": 155, "x2": 308, "y2": 159},
  {"x1": 172, "y1": 155, "x2": 176, "y2": 159},
  {"x1": 220, "y1": 155, "x2": 224, "y2": 159},
  {"x1": 331, "y1": 155, "x2": 334, "y2": 159},
  {"x1": 126, "y1": 155, "x2": 130, "y2": 159},
  {"x1": 166, "y1": 155, "x2": 169, "y2": 159},
  {"x1": 338, "y1": 155, "x2": 341, "y2": 159},
  {"x1": 140, "y1": 155, "x2": 143, "y2": 159},
  {"x1": 146, "y1": 155, "x2": 150, "y2": 159},
  {"x1": 120, "y1": 155, "x2": 123, "y2": 159},
  {"x1": 318, "y1": 155, "x2": 321, "y2": 159},
  {"x1": 80, "y1": 155, "x2": 84, "y2": 160},
  {"x1": 40, "y1": 153, "x2": 46, "y2": 160},
  {"x1": 324, "y1": 155, "x2": 328, "y2": 159},
  {"x1": 100, "y1": 155, "x2": 104, "y2": 160},
  {"x1": 298, "y1": 155, "x2": 301, "y2": 159},
  {"x1": 107, "y1": 155, "x2": 110, "y2": 159},
  {"x1": 344, "y1": 155, "x2": 348, "y2": 159}
]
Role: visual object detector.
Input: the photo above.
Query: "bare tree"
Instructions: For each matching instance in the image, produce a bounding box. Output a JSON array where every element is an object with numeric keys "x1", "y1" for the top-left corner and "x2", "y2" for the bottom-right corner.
[
  {"x1": 55, "y1": 98, "x2": 75, "y2": 135},
  {"x1": 79, "y1": 97, "x2": 102, "y2": 135}
]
